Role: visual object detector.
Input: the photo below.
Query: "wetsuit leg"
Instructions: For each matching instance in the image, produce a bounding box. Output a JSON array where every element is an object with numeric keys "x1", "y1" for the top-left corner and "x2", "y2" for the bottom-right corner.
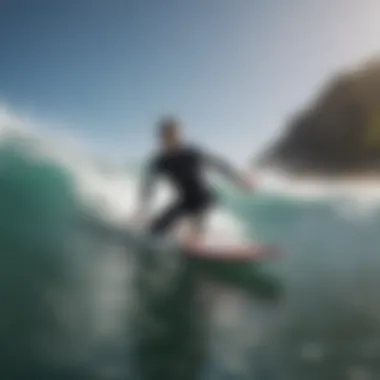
[
  {"x1": 183, "y1": 192, "x2": 217, "y2": 239},
  {"x1": 149, "y1": 201, "x2": 185, "y2": 235}
]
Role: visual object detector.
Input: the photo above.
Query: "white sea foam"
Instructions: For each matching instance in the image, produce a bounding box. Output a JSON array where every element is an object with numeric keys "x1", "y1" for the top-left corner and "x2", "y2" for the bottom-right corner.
[{"x1": 0, "y1": 103, "x2": 246, "y2": 243}]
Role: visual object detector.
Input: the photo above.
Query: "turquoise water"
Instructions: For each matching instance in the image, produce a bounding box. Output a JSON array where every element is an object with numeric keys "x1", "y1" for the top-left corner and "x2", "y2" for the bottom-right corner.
[{"x1": 1, "y1": 132, "x2": 380, "y2": 380}]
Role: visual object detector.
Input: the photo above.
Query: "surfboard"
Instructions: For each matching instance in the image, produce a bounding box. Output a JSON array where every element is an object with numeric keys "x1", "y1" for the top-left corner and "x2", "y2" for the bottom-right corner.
[
  {"x1": 184, "y1": 241, "x2": 281, "y2": 262},
  {"x1": 83, "y1": 213, "x2": 280, "y2": 264}
]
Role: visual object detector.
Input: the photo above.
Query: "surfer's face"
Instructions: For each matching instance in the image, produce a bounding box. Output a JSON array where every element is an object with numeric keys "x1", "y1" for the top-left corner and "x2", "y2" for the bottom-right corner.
[{"x1": 161, "y1": 124, "x2": 182, "y2": 150}]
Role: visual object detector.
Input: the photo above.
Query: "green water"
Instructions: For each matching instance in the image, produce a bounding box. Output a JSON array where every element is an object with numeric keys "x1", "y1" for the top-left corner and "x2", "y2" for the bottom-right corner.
[{"x1": 1, "y1": 135, "x2": 380, "y2": 380}]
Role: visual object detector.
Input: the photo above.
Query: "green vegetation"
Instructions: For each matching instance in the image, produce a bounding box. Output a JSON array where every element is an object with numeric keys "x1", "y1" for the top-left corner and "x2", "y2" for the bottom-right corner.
[{"x1": 260, "y1": 58, "x2": 380, "y2": 175}]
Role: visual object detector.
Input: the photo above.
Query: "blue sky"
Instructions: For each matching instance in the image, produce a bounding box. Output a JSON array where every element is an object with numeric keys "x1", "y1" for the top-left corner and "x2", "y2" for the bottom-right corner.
[{"x1": 0, "y1": 0, "x2": 380, "y2": 163}]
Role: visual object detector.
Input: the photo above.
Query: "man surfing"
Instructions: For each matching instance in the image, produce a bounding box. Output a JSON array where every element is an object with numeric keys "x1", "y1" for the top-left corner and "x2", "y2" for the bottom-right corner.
[{"x1": 136, "y1": 117, "x2": 253, "y2": 245}]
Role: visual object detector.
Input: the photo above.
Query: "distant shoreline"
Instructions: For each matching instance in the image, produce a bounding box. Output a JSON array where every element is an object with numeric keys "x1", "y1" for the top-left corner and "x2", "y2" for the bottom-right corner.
[
  {"x1": 253, "y1": 165, "x2": 380, "y2": 187},
  {"x1": 287, "y1": 171, "x2": 380, "y2": 185}
]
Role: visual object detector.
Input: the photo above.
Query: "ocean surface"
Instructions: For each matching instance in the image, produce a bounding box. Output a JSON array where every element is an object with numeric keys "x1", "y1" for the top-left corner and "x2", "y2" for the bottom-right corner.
[{"x1": 1, "y1": 114, "x2": 380, "y2": 380}]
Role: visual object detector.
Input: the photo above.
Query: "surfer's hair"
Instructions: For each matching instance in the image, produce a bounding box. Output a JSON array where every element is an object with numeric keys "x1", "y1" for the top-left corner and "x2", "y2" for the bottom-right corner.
[{"x1": 157, "y1": 116, "x2": 180, "y2": 137}]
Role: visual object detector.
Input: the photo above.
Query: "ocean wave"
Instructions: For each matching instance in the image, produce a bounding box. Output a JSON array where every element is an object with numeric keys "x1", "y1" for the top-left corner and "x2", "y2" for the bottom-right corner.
[
  {"x1": 2, "y1": 105, "x2": 380, "y2": 379},
  {"x1": 0, "y1": 106, "x2": 280, "y2": 379}
]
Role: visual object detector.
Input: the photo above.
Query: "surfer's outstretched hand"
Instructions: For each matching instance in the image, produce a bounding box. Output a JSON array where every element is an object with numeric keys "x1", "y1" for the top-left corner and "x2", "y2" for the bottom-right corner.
[{"x1": 238, "y1": 176, "x2": 255, "y2": 192}]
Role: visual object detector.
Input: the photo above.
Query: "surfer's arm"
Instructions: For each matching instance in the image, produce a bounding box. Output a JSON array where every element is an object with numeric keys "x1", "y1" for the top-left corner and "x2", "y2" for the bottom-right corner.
[{"x1": 201, "y1": 150, "x2": 252, "y2": 190}]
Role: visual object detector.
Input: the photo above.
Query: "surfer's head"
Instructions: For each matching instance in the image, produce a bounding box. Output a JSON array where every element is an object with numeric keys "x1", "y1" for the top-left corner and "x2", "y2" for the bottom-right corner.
[{"x1": 158, "y1": 116, "x2": 182, "y2": 150}]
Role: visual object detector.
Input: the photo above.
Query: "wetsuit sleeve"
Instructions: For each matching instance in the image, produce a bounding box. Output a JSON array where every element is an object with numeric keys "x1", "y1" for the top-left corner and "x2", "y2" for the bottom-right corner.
[{"x1": 198, "y1": 148, "x2": 243, "y2": 184}]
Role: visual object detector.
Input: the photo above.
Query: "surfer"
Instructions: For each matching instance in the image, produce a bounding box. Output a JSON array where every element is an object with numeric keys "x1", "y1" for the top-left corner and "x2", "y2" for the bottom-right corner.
[{"x1": 137, "y1": 117, "x2": 253, "y2": 242}]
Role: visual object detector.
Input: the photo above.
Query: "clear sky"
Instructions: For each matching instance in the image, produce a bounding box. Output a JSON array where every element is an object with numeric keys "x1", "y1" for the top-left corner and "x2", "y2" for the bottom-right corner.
[{"x1": 0, "y1": 0, "x2": 380, "y2": 163}]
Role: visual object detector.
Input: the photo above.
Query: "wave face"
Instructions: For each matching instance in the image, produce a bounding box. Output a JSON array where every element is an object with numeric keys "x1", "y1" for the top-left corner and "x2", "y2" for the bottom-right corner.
[{"x1": 1, "y1": 108, "x2": 380, "y2": 380}]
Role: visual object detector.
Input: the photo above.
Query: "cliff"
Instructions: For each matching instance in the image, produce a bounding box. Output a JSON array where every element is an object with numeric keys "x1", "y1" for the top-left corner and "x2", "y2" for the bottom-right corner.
[{"x1": 258, "y1": 58, "x2": 380, "y2": 176}]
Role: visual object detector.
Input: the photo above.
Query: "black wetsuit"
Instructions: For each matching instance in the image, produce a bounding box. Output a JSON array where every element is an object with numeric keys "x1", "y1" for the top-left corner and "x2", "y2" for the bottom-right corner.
[{"x1": 141, "y1": 145, "x2": 240, "y2": 235}]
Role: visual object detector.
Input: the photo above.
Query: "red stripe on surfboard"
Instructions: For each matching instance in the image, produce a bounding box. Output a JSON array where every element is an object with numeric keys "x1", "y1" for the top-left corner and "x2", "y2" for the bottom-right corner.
[{"x1": 185, "y1": 242, "x2": 281, "y2": 261}]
